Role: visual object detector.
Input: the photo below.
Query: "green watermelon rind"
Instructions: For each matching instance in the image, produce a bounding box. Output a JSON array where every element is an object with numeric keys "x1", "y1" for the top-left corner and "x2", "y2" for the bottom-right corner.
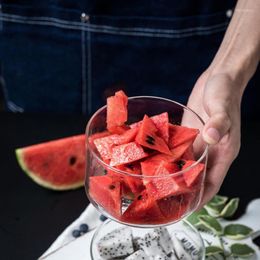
[{"x1": 15, "y1": 149, "x2": 84, "y2": 191}]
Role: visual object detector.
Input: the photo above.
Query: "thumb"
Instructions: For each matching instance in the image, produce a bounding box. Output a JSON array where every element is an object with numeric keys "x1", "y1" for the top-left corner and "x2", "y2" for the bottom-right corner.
[{"x1": 203, "y1": 109, "x2": 231, "y2": 145}]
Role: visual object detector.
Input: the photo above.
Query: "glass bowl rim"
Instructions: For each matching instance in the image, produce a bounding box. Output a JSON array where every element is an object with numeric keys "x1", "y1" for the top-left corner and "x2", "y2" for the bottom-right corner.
[{"x1": 86, "y1": 95, "x2": 209, "y2": 179}]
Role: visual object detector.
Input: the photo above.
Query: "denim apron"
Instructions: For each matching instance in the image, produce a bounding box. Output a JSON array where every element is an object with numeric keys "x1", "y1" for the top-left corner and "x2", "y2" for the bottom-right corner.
[{"x1": 0, "y1": 1, "x2": 258, "y2": 117}]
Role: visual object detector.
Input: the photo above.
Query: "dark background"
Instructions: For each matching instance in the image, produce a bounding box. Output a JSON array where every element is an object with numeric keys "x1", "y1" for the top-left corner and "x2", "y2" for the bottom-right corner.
[{"x1": 0, "y1": 112, "x2": 259, "y2": 260}]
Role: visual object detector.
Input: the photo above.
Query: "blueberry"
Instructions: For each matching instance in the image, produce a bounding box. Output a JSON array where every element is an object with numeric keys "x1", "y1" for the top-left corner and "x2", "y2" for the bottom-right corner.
[
  {"x1": 72, "y1": 229, "x2": 81, "y2": 238},
  {"x1": 99, "y1": 215, "x2": 108, "y2": 222},
  {"x1": 79, "y1": 223, "x2": 89, "y2": 233}
]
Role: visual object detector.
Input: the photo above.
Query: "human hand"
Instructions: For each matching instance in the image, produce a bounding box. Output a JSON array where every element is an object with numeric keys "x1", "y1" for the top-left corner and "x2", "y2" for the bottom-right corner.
[{"x1": 185, "y1": 70, "x2": 242, "y2": 207}]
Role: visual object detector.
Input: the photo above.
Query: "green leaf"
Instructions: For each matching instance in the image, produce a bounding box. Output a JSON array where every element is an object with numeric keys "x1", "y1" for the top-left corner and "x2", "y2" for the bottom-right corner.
[
  {"x1": 230, "y1": 243, "x2": 255, "y2": 257},
  {"x1": 205, "y1": 246, "x2": 224, "y2": 256},
  {"x1": 207, "y1": 195, "x2": 229, "y2": 214},
  {"x1": 204, "y1": 204, "x2": 221, "y2": 217},
  {"x1": 198, "y1": 215, "x2": 223, "y2": 235},
  {"x1": 186, "y1": 207, "x2": 208, "y2": 225},
  {"x1": 209, "y1": 195, "x2": 229, "y2": 205},
  {"x1": 220, "y1": 198, "x2": 239, "y2": 218},
  {"x1": 224, "y1": 224, "x2": 253, "y2": 240}
]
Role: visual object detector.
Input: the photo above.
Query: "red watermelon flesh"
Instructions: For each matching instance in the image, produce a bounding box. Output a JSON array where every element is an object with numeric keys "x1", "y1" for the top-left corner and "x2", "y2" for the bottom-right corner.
[
  {"x1": 107, "y1": 90, "x2": 128, "y2": 132},
  {"x1": 88, "y1": 131, "x2": 110, "y2": 147},
  {"x1": 157, "y1": 193, "x2": 190, "y2": 221},
  {"x1": 168, "y1": 124, "x2": 199, "y2": 149},
  {"x1": 182, "y1": 145, "x2": 195, "y2": 160},
  {"x1": 182, "y1": 160, "x2": 205, "y2": 187},
  {"x1": 116, "y1": 164, "x2": 145, "y2": 194},
  {"x1": 130, "y1": 112, "x2": 169, "y2": 143},
  {"x1": 115, "y1": 90, "x2": 128, "y2": 106},
  {"x1": 135, "y1": 115, "x2": 171, "y2": 155},
  {"x1": 16, "y1": 135, "x2": 86, "y2": 190},
  {"x1": 141, "y1": 161, "x2": 188, "y2": 200},
  {"x1": 89, "y1": 176, "x2": 121, "y2": 217},
  {"x1": 93, "y1": 128, "x2": 138, "y2": 160},
  {"x1": 110, "y1": 142, "x2": 148, "y2": 166},
  {"x1": 170, "y1": 140, "x2": 195, "y2": 162},
  {"x1": 121, "y1": 190, "x2": 166, "y2": 224}
]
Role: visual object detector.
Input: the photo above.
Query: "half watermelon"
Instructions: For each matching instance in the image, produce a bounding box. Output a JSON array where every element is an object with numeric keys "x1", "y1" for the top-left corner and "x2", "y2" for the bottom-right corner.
[{"x1": 16, "y1": 135, "x2": 86, "y2": 190}]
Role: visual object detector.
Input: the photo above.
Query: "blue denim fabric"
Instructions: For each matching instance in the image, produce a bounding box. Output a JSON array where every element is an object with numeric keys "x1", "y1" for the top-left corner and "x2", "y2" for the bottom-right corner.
[{"x1": 0, "y1": 1, "x2": 259, "y2": 117}]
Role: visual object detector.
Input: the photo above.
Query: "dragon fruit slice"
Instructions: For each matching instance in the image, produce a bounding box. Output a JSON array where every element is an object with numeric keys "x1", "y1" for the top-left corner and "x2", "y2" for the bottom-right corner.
[
  {"x1": 171, "y1": 235, "x2": 192, "y2": 260},
  {"x1": 125, "y1": 249, "x2": 149, "y2": 260},
  {"x1": 153, "y1": 227, "x2": 174, "y2": 255},
  {"x1": 135, "y1": 233, "x2": 166, "y2": 256},
  {"x1": 97, "y1": 226, "x2": 134, "y2": 259}
]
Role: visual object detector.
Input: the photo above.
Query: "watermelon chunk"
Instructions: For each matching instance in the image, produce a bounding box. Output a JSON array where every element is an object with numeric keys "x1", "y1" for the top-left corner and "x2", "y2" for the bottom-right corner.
[
  {"x1": 15, "y1": 135, "x2": 86, "y2": 190},
  {"x1": 121, "y1": 190, "x2": 166, "y2": 224},
  {"x1": 116, "y1": 164, "x2": 145, "y2": 194},
  {"x1": 135, "y1": 115, "x2": 171, "y2": 155},
  {"x1": 89, "y1": 175, "x2": 121, "y2": 217},
  {"x1": 93, "y1": 128, "x2": 138, "y2": 160},
  {"x1": 170, "y1": 141, "x2": 195, "y2": 162},
  {"x1": 88, "y1": 131, "x2": 110, "y2": 147},
  {"x1": 157, "y1": 194, "x2": 190, "y2": 221},
  {"x1": 110, "y1": 142, "x2": 148, "y2": 166},
  {"x1": 182, "y1": 145, "x2": 195, "y2": 160},
  {"x1": 130, "y1": 112, "x2": 169, "y2": 143},
  {"x1": 107, "y1": 90, "x2": 128, "y2": 132},
  {"x1": 168, "y1": 124, "x2": 199, "y2": 149},
  {"x1": 141, "y1": 161, "x2": 188, "y2": 200},
  {"x1": 182, "y1": 160, "x2": 205, "y2": 187}
]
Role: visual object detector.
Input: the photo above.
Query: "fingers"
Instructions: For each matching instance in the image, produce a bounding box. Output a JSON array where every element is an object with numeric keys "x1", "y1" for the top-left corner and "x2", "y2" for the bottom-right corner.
[
  {"x1": 203, "y1": 111, "x2": 231, "y2": 144},
  {"x1": 202, "y1": 74, "x2": 237, "y2": 145},
  {"x1": 198, "y1": 160, "x2": 230, "y2": 208}
]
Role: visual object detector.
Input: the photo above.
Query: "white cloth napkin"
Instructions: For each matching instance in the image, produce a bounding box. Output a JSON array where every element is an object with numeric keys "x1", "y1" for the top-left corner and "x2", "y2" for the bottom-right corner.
[{"x1": 40, "y1": 199, "x2": 260, "y2": 260}]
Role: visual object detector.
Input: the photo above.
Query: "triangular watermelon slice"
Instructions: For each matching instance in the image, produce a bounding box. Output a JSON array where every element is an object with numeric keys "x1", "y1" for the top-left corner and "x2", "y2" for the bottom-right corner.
[
  {"x1": 110, "y1": 142, "x2": 148, "y2": 166},
  {"x1": 135, "y1": 115, "x2": 171, "y2": 155},
  {"x1": 89, "y1": 175, "x2": 121, "y2": 217},
  {"x1": 141, "y1": 160, "x2": 188, "y2": 200},
  {"x1": 130, "y1": 112, "x2": 169, "y2": 142},
  {"x1": 107, "y1": 90, "x2": 128, "y2": 132},
  {"x1": 93, "y1": 128, "x2": 138, "y2": 160},
  {"x1": 15, "y1": 135, "x2": 86, "y2": 190},
  {"x1": 182, "y1": 160, "x2": 205, "y2": 187},
  {"x1": 116, "y1": 164, "x2": 145, "y2": 194},
  {"x1": 168, "y1": 124, "x2": 199, "y2": 149},
  {"x1": 121, "y1": 190, "x2": 166, "y2": 224}
]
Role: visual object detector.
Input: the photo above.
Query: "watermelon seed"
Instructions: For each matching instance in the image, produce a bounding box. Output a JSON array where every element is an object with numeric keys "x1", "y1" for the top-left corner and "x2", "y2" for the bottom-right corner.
[
  {"x1": 176, "y1": 160, "x2": 186, "y2": 170},
  {"x1": 137, "y1": 195, "x2": 143, "y2": 200},
  {"x1": 126, "y1": 164, "x2": 134, "y2": 170},
  {"x1": 69, "y1": 156, "x2": 77, "y2": 165},
  {"x1": 146, "y1": 135, "x2": 155, "y2": 145},
  {"x1": 109, "y1": 184, "x2": 116, "y2": 190}
]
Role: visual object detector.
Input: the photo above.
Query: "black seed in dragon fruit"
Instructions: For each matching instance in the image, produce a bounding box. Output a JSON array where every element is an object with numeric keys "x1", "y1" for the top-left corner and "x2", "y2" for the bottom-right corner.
[
  {"x1": 97, "y1": 226, "x2": 134, "y2": 259},
  {"x1": 153, "y1": 227, "x2": 174, "y2": 255},
  {"x1": 124, "y1": 249, "x2": 149, "y2": 260},
  {"x1": 135, "y1": 232, "x2": 166, "y2": 256}
]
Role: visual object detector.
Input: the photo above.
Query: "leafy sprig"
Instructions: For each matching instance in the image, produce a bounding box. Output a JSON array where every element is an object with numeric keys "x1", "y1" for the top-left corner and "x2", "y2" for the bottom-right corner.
[{"x1": 186, "y1": 195, "x2": 256, "y2": 259}]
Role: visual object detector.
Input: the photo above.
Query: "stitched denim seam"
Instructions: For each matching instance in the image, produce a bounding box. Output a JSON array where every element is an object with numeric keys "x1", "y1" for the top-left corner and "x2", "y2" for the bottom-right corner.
[
  {"x1": 87, "y1": 20, "x2": 92, "y2": 114},
  {"x1": 81, "y1": 23, "x2": 87, "y2": 114},
  {"x1": 0, "y1": 16, "x2": 228, "y2": 38},
  {"x1": 0, "y1": 12, "x2": 229, "y2": 33},
  {"x1": 0, "y1": 13, "x2": 228, "y2": 36}
]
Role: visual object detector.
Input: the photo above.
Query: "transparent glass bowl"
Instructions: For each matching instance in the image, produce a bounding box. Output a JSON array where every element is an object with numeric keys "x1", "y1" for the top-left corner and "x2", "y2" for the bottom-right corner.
[
  {"x1": 91, "y1": 219, "x2": 205, "y2": 260},
  {"x1": 85, "y1": 96, "x2": 208, "y2": 227}
]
